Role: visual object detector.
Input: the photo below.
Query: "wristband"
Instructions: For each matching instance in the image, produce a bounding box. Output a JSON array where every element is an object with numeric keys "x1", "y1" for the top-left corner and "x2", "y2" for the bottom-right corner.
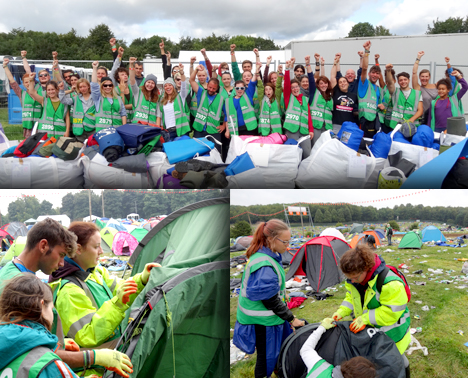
[
  {"x1": 415, "y1": 58, "x2": 420, "y2": 62},
  {"x1": 364, "y1": 49, "x2": 370, "y2": 53},
  {"x1": 315, "y1": 62, "x2": 320, "y2": 66},
  {"x1": 230, "y1": 52, "x2": 235, "y2": 55},
  {"x1": 375, "y1": 63, "x2": 380, "y2": 66},
  {"x1": 315, "y1": 68, "x2": 320, "y2": 71},
  {"x1": 83, "y1": 351, "x2": 87, "y2": 368},
  {"x1": 289, "y1": 316, "x2": 296, "y2": 324},
  {"x1": 306, "y1": 64, "x2": 311, "y2": 67}
]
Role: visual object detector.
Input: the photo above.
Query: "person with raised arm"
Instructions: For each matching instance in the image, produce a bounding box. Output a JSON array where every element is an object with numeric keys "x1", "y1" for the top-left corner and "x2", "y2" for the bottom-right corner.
[
  {"x1": 114, "y1": 65, "x2": 134, "y2": 123},
  {"x1": 384, "y1": 63, "x2": 423, "y2": 133},
  {"x1": 358, "y1": 41, "x2": 384, "y2": 138},
  {"x1": 336, "y1": 51, "x2": 363, "y2": 95},
  {"x1": 412, "y1": 51, "x2": 437, "y2": 123}
]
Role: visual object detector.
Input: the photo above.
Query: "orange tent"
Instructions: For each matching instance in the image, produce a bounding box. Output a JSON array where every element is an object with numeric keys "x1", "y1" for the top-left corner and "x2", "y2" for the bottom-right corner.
[
  {"x1": 349, "y1": 233, "x2": 381, "y2": 249},
  {"x1": 363, "y1": 230, "x2": 382, "y2": 242}
]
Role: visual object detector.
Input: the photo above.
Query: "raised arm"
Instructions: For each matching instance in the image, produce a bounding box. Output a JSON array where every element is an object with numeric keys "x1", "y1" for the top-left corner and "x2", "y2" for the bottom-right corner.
[
  {"x1": 263, "y1": 55, "x2": 272, "y2": 85},
  {"x1": 313, "y1": 53, "x2": 320, "y2": 80},
  {"x1": 189, "y1": 64, "x2": 201, "y2": 93},
  {"x1": 330, "y1": 53, "x2": 341, "y2": 88},
  {"x1": 385, "y1": 63, "x2": 396, "y2": 95},
  {"x1": 129, "y1": 57, "x2": 136, "y2": 86},
  {"x1": 231, "y1": 44, "x2": 241, "y2": 82},
  {"x1": 27, "y1": 72, "x2": 44, "y2": 104},
  {"x1": 201, "y1": 48, "x2": 213, "y2": 76},
  {"x1": 452, "y1": 70, "x2": 468, "y2": 100},
  {"x1": 445, "y1": 57, "x2": 456, "y2": 96},
  {"x1": 251, "y1": 61, "x2": 261, "y2": 83},
  {"x1": 110, "y1": 46, "x2": 124, "y2": 84},
  {"x1": 21, "y1": 50, "x2": 32, "y2": 74},
  {"x1": 375, "y1": 54, "x2": 385, "y2": 88},
  {"x1": 276, "y1": 64, "x2": 283, "y2": 104},
  {"x1": 179, "y1": 63, "x2": 188, "y2": 106},
  {"x1": 92, "y1": 60, "x2": 99, "y2": 83},
  {"x1": 361, "y1": 41, "x2": 371, "y2": 84},
  {"x1": 320, "y1": 56, "x2": 325, "y2": 77},
  {"x1": 306, "y1": 55, "x2": 317, "y2": 104},
  {"x1": 284, "y1": 60, "x2": 292, "y2": 109},
  {"x1": 2, "y1": 58, "x2": 16, "y2": 84},
  {"x1": 412, "y1": 51, "x2": 424, "y2": 90},
  {"x1": 159, "y1": 39, "x2": 169, "y2": 80}
]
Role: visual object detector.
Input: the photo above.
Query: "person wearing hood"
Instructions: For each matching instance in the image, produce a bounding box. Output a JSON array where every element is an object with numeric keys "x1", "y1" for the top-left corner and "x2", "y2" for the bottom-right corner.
[
  {"x1": 325, "y1": 244, "x2": 411, "y2": 376},
  {"x1": 49, "y1": 222, "x2": 161, "y2": 353},
  {"x1": 0, "y1": 275, "x2": 133, "y2": 378},
  {"x1": 155, "y1": 69, "x2": 190, "y2": 141},
  {"x1": 128, "y1": 57, "x2": 160, "y2": 127}
]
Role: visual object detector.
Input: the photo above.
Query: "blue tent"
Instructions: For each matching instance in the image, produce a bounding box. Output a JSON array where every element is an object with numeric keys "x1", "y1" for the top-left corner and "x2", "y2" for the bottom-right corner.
[
  {"x1": 374, "y1": 229, "x2": 385, "y2": 239},
  {"x1": 421, "y1": 225, "x2": 447, "y2": 242}
]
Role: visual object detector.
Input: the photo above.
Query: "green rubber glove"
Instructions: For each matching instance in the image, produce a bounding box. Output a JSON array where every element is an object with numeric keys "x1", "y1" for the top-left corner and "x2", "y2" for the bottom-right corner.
[
  {"x1": 94, "y1": 349, "x2": 133, "y2": 378},
  {"x1": 141, "y1": 263, "x2": 161, "y2": 284},
  {"x1": 320, "y1": 317, "x2": 336, "y2": 330},
  {"x1": 116, "y1": 279, "x2": 138, "y2": 306}
]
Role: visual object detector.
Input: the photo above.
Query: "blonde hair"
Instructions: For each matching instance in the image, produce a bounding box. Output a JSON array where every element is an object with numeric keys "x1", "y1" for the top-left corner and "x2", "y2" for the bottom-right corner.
[
  {"x1": 161, "y1": 86, "x2": 178, "y2": 106},
  {"x1": 76, "y1": 78, "x2": 90, "y2": 95},
  {"x1": 100, "y1": 80, "x2": 119, "y2": 99}
]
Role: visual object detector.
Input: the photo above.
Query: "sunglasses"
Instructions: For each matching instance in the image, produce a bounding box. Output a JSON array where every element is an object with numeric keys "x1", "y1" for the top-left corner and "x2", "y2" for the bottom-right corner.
[
  {"x1": 39, "y1": 74, "x2": 49, "y2": 77},
  {"x1": 235, "y1": 86, "x2": 245, "y2": 90},
  {"x1": 175, "y1": 79, "x2": 181, "y2": 82},
  {"x1": 102, "y1": 84, "x2": 113, "y2": 88}
]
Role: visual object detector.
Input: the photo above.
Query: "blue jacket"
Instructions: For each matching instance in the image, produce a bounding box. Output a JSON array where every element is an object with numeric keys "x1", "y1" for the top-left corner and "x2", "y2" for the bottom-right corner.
[{"x1": 0, "y1": 320, "x2": 78, "y2": 378}]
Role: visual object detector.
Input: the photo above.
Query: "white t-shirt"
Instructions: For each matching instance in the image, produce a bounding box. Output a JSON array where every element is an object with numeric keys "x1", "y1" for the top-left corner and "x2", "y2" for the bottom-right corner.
[
  {"x1": 402, "y1": 88, "x2": 422, "y2": 102},
  {"x1": 163, "y1": 102, "x2": 176, "y2": 128}
]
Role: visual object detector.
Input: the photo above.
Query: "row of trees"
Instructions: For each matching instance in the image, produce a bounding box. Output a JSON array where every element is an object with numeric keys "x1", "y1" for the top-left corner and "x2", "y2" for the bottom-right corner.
[
  {"x1": 4, "y1": 190, "x2": 228, "y2": 223},
  {"x1": 230, "y1": 203, "x2": 468, "y2": 227},
  {"x1": 0, "y1": 25, "x2": 279, "y2": 61}
]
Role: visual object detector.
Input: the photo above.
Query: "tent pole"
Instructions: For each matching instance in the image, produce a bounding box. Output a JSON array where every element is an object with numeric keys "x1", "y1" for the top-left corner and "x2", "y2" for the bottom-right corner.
[{"x1": 300, "y1": 211, "x2": 304, "y2": 237}]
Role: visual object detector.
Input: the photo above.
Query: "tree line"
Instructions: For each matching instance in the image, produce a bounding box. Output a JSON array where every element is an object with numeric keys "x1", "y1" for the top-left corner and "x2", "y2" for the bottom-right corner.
[
  {"x1": 230, "y1": 203, "x2": 468, "y2": 227},
  {"x1": 3, "y1": 190, "x2": 229, "y2": 224},
  {"x1": 0, "y1": 24, "x2": 280, "y2": 61}
]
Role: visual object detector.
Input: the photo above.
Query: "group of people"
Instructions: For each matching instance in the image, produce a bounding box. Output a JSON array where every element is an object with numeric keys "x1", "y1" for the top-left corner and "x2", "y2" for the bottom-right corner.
[
  {"x1": 0, "y1": 218, "x2": 161, "y2": 377},
  {"x1": 3, "y1": 39, "x2": 466, "y2": 161},
  {"x1": 234, "y1": 219, "x2": 410, "y2": 378}
]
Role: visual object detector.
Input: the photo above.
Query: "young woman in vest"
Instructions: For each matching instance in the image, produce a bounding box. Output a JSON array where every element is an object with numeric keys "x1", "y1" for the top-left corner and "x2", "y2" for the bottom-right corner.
[
  {"x1": 223, "y1": 62, "x2": 260, "y2": 137},
  {"x1": 300, "y1": 321, "x2": 377, "y2": 378},
  {"x1": 50, "y1": 222, "x2": 160, "y2": 352},
  {"x1": 327, "y1": 244, "x2": 411, "y2": 357},
  {"x1": 155, "y1": 71, "x2": 190, "y2": 141},
  {"x1": 281, "y1": 57, "x2": 314, "y2": 159},
  {"x1": 26, "y1": 73, "x2": 70, "y2": 138},
  {"x1": 189, "y1": 64, "x2": 225, "y2": 147},
  {"x1": 234, "y1": 219, "x2": 305, "y2": 378},
  {"x1": 444, "y1": 57, "x2": 465, "y2": 114},
  {"x1": 21, "y1": 50, "x2": 49, "y2": 96},
  {"x1": 86, "y1": 61, "x2": 127, "y2": 132},
  {"x1": 426, "y1": 71, "x2": 467, "y2": 133},
  {"x1": 0, "y1": 274, "x2": 134, "y2": 378},
  {"x1": 127, "y1": 57, "x2": 160, "y2": 127},
  {"x1": 384, "y1": 65, "x2": 423, "y2": 133},
  {"x1": 2, "y1": 58, "x2": 41, "y2": 139},
  {"x1": 114, "y1": 67, "x2": 135, "y2": 122},
  {"x1": 412, "y1": 51, "x2": 438, "y2": 124},
  {"x1": 257, "y1": 78, "x2": 283, "y2": 136},
  {"x1": 329, "y1": 53, "x2": 359, "y2": 135},
  {"x1": 59, "y1": 78, "x2": 95, "y2": 141}
]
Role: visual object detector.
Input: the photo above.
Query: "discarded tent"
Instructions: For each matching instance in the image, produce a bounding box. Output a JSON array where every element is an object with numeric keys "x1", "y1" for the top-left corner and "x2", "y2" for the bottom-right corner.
[
  {"x1": 2, "y1": 222, "x2": 28, "y2": 239},
  {"x1": 421, "y1": 225, "x2": 447, "y2": 242},
  {"x1": 131, "y1": 228, "x2": 149, "y2": 242},
  {"x1": 276, "y1": 322, "x2": 405, "y2": 378},
  {"x1": 286, "y1": 236, "x2": 351, "y2": 291},
  {"x1": 363, "y1": 230, "x2": 383, "y2": 241},
  {"x1": 112, "y1": 231, "x2": 138, "y2": 256},
  {"x1": 282, "y1": 248, "x2": 298, "y2": 266},
  {"x1": 0, "y1": 229, "x2": 14, "y2": 244},
  {"x1": 399, "y1": 231, "x2": 423, "y2": 249},
  {"x1": 374, "y1": 228, "x2": 385, "y2": 238},
  {"x1": 349, "y1": 223, "x2": 364, "y2": 234},
  {"x1": 103, "y1": 198, "x2": 229, "y2": 378},
  {"x1": 100, "y1": 227, "x2": 118, "y2": 251},
  {"x1": 320, "y1": 228, "x2": 346, "y2": 242},
  {"x1": 235, "y1": 236, "x2": 253, "y2": 248},
  {"x1": 0, "y1": 236, "x2": 27, "y2": 267},
  {"x1": 349, "y1": 233, "x2": 382, "y2": 248}
]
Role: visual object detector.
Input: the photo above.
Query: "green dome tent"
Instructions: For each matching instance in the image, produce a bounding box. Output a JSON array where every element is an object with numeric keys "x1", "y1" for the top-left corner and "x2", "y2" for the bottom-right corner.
[
  {"x1": 130, "y1": 228, "x2": 149, "y2": 242},
  {"x1": 104, "y1": 198, "x2": 229, "y2": 378},
  {"x1": 100, "y1": 227, "x2": 118, "y2": 252},
  {"x1": 349, "y1": 223, "x2": 364, "y2": 234},
  {"x1": 399, "y1": 231, "x2": 423, "y2": 249}
]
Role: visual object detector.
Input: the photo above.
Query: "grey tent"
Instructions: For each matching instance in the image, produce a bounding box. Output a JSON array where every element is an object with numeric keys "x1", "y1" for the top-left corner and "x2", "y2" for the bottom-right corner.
[
  {"x1": 286, "y1": 235, "x2": 351, "y2": 291},
  {"x1": 2, "y1": 222, "x2": 28, "y2": 239},
  {"x1": 349, "y1": 223, "x2": 364, "y2": 234}
]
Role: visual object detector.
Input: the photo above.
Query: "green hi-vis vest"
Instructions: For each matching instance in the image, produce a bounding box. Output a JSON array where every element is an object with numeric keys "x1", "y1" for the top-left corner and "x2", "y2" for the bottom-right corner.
[
  {"x1": 159, "y1": 95, "x2": 191, "y2": 137},
  {"x1": 430, "y1": 96, "x2": 460, "y2": 131},
  {"x1": 258, "y1": 97, "x2": 282, "y2": 136},
  {"x1": 364, "y1": 271, "x2": 411, "y2": 344},
  {"x1": 21, "y1": 91, "x2": 43, "y2": 130},
  {"x1": 306, "y1": 359, "x2": 333, "y2": 378},
  {"x1": 310, "y1": 91, "x2": 333, "y2": 130},
  {"x1": 70, "y1": 95, "x2": 92, "y2": 136},
  {"x1": 37, "y1": 98, "x2": 68, "y2": 138},
  {"x1": 224, "y1": 94, "x2": 258, "y2": 136},
  {"x1": 358, "y1": 81, "x2": 382, "y2": 122},
  {"x1": 83, "y1": 97, "x2": 123, "y2": 133},
  {"x1": 0, "y1": 346, "x2": 58, "y2": 378},
  {"x1": 382, "y1": 86, "x2": 392, "y2": 127},
  {"x1": 453, "y1": 81, "x2": 465, "y2": 114},
  {"x1": 283, "y1": 94, "x2": 309, "y2": 135},
  {"x1": 193, "y1": 90, "x2": 225, "y2": 134},
  {"x1": 116, "y1": 85, "x2": 134, "y2": 122},
  {"x1": 190, "y1": 88, "x2": 199, "y2": 117},
  {"x1": 132, "y1": 90, "x2": 159, "y2": 127},
  {"x1": 237, "y1": 252, "x2": 286, "y2": 326},
  {"x1": 388, "y1": 88, "x2": 421, "y2": 129}
]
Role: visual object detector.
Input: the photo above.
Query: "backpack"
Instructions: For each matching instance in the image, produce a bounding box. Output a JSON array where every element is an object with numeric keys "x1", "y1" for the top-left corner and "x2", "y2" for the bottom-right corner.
[
  {"x1": 388, "y1": 228, "x2": 393, "y2": 235},
  {"x1": 376, "y1": 266, "x2": 411, "y2": 302}
]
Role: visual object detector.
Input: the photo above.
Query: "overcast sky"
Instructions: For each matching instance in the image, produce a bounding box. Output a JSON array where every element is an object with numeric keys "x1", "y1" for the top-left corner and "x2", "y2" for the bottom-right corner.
[
  {"x1": 1, "y1": 1, "x2": 466, "y2": 47},
  {"x1": 230, "y1": 190, "x2": 468, "y2": 209}
]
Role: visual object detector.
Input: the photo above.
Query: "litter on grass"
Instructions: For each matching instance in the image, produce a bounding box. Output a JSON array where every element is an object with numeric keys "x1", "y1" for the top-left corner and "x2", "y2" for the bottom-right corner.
[{"x1": 407, "y1": 336, "x2": 428, "y2": 356}]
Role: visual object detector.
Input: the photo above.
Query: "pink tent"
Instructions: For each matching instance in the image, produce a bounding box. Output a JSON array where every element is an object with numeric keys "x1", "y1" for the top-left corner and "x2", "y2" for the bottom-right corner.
[{"x1": 112, "y1": 231, "x2": 139, "y2": 256}]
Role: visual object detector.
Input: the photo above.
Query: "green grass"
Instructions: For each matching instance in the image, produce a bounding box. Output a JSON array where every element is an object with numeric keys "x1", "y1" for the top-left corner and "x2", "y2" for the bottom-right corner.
[
  {"x1": 230, "y1": 239, "x2": 468, "y2": 378},
  {"x1": 0, "y1": 108, "x2": 23, "y2": 141}
]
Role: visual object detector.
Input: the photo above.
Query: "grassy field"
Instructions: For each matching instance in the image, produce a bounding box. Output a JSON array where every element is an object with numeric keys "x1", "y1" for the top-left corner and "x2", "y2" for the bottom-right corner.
[
  {"x1": 0, "y1": 108, "x2": 23, "y2": 141},
  {"x1": 230, "y1": 234, "x2": 468, "y2": 378}
]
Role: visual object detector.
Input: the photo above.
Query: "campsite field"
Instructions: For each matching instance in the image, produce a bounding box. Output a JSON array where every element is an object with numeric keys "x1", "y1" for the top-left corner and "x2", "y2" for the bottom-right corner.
[{"x1": 230, "y1": 238, "x2": 468, "y2": 378}]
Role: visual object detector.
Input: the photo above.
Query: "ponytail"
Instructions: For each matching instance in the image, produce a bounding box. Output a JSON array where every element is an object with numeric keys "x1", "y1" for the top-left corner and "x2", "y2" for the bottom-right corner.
[
  {"x1": 246, "y1": 219, "x2": 289, "y2": 258},
  {"x1": 340, "y1": 244, "x2": 375, "y2": 275}
]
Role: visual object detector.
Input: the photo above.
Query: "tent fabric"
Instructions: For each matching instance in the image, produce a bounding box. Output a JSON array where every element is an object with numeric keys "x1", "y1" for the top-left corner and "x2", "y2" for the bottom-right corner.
[
  {"x1": 131, "y1": 228, "x2": 149, "y2": 242},
  {"x1": 421, "y1": 225, "x2": 447, "y2": 242},
  {"x1": 95, "y1": 218, "x2": 106, "y2": 230},
  {"x1": 234, "y1": 236, "x2": 253, "y2": 249},
  {"x1": 100, "y1": 227, "x2": 118, "y2": 250},
  {"x1": 106, "y1": 218, "x2": 127, "y2": 232},
  {"x1": 349, "y1": 223, "x2": 364, "y2": 234},
  {"x1": 105, "y1": 198, "x2": 229, "y2": 378},
  {"x1": 374, "y1": 228, "x2": 385, "y2": 238},
  {"x1": 319, "y1": 228, "x2": 346, "y2": 242},
  {"x1": 399, "y1": 231, "x2": 423, "y2": 249},
  {"x1": 275, "y1": 322, "x2": 405, "y2": 378},
  {"x1": 363, "y1": 230, "x2": 383, "y2": 241},
  {"x1": 112, "y1": 231, "x2": 139, "y2": 256},
  {"x1": 0, "y1": 229, "x2": 14, "y2": 243},
  {"x1": 286, "y1": 236, "x2": 351, "y2": 291},
  {"x1": 2, "y1": 222, "x2": 28, "y2": 239},
  {"x1": 0, "y1": 236, "x2": 27, "y2": 267},
  {"x1": 349, "y1": 233, "x2": 382, "y2": 248}
]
